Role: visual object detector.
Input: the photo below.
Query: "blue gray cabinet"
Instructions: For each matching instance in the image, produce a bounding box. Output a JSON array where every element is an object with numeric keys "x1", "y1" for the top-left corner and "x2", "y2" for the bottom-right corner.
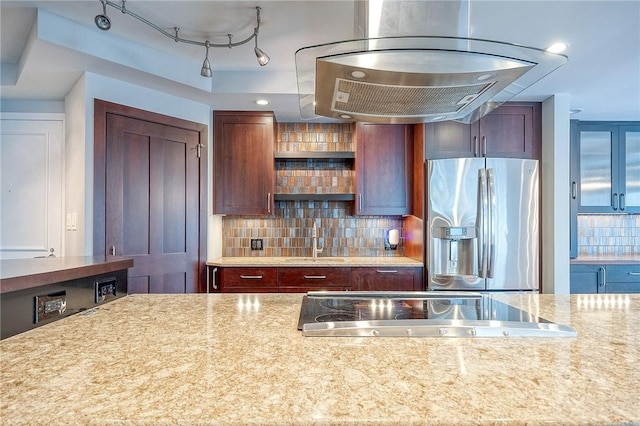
[
  {"x1": 570, "y1": 121, "x2": 640, "y2": 257},
  {"x1": 570, "y1": 264, "x2": 640, "y2": 294}
]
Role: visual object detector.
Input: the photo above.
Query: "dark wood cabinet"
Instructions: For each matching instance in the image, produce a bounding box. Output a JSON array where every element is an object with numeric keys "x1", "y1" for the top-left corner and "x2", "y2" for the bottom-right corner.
[
  {"x1": 355, "y1": 123, "x2": 413, "y2": 215},
  {"x1": 219, "y1": 267, "x2": 278, "y2": 292},
  {"x1": 278, "y1": 267, "x2": 350, "y2": 292},
  {"x1": 570, "y1": 264, "x2": 640, "y2": 294},
  {"x1": 213, "y1": 111, "x2": 275, "y2": 215},
  {"x1": 424, "y1": 103, "x2": 541, "y2": 160},
  {"x1": 351, "y1": 267, "x2": 423, "y2": 291}
]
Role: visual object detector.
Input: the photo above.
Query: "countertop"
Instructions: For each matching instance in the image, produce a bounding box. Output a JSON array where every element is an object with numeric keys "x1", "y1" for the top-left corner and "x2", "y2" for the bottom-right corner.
[
  {"x1": 0, "y1": 256, "x2": 134, "y2": 294},
  {"x1": 207, "y1": 256, "x2": 424, "y2": 267},
  {"x1": 1, "y1": 292, "x2": 639, "y2": 425},
  {"x1": 571, "y1": 254, "x2": 640, "y2": 265}
]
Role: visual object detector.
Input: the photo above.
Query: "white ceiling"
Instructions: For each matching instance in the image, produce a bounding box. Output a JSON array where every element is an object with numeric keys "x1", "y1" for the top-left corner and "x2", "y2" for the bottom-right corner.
[{"x1": 1, "y1": 0, "x2": 639, "y2": 122}]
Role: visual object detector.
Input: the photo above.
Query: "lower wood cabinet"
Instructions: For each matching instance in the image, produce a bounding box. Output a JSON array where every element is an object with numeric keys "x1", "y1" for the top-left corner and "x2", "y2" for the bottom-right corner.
[
  {"x1": 219, "y1": 267, "x2": 278, "y2": 293},
  {"x1": 211, "y1": 265, "x2": 425, "y2": 293},
  {"x1": 570, "y1": 264, "x2": 640, "y2": 294},
  {"x1": 278, "y1": 267, "x2": 350, "y2": 292},
  {"x1": 351, "y1": 267, "x2": 423, "y2": 291}
]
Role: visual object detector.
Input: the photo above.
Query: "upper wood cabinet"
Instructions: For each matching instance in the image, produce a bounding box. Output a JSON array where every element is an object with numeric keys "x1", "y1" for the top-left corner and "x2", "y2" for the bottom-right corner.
[
  {"x1": 424, "y1": 103, "x2": 541, "y2": 160},
  {"x1": 213, "y1": 111, "x2": 275, "y2": 215},
  {"x1": 355, "y1": 123, "x2": 413, "y2": 215}
]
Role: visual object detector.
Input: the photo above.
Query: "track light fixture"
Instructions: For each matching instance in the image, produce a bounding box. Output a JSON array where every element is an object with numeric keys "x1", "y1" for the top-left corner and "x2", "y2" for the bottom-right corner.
[{"x1": 94, "y1": 1, "x2": 269, "y2": 77}]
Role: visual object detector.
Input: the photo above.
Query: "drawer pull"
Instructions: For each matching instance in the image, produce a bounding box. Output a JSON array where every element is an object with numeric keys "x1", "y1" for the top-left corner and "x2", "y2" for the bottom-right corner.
[
  {"x1": 240, "y1": 275, "x2": 263, "y2": 279},
  {"x1": 304, "y1": 275, "x2": 327, "y2": 280},
  {"x1": 376, "y1": 270, "x2": 399, "y2": 274},
  {"x1": 628, "y1": 272, "x2": 640, "y2": 276}
]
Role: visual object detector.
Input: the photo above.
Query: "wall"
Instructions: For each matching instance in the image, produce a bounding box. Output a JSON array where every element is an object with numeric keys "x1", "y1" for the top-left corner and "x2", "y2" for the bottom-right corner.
[
  {"x1": 221, "y1": 123, "x2": 407, "y2": 257},
  {"x1": 577, "y1": 214, "x2": 640, "y2": 255}
]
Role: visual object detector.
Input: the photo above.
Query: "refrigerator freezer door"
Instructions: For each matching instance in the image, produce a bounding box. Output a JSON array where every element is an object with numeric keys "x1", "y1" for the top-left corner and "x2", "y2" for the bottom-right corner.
[
  {"x1": 427, "y1": 158, "x2": 485, "y2": 290},
  {"x1": 485, "y1": 158, "x2": 539, "y2": 290}
]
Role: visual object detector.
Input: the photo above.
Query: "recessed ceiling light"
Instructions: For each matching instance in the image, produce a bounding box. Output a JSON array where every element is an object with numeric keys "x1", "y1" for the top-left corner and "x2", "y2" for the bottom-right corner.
[
  {"x1": 350, "y1": 70, "x2": 367, "y2": 79},
  {"x1": 339, "y1": 114, "x2": 352, "y2": 119},
  {"x1": 546, "y1": 42, "x2": 568, "y2": 53},
  {"x1": 570, "y1": 108, "x2": 583, "y2": 114},
  {"x1": 255, "y1": 99, "x2": 269, "y2": 106}
]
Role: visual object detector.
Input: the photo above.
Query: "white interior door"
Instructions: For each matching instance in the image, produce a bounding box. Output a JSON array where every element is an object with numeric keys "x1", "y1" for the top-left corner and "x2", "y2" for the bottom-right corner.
[{"x1": 0, "y1": 115, "x2": 64, "y2": 259}]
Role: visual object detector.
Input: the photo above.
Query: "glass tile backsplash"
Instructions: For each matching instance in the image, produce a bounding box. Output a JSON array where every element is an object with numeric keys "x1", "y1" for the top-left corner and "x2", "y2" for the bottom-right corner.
[
  {"x1": 577, "y1": 214, "x2": 640, "y2": 255},
  {"x1": 221, "y1": 122, "x2": 405, "y2": 257}
]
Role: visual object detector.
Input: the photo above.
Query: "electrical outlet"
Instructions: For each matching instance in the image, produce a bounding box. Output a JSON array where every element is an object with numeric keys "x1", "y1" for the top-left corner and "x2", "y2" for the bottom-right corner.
[
  {"x1": 95, "y1": 278, "x2": 117, "y2": 303},
  {"x1": 34, "y1": 291, "x2": 67, "y2": 323},
  {"x1": 251, "y1": 238, "x2": 264, "y2": 250}
]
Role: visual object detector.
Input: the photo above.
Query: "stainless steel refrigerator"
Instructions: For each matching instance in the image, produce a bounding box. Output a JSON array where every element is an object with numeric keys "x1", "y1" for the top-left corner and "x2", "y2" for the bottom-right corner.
[{"x1": 426, "y1": 158, "x2": 539, "y2": 291}]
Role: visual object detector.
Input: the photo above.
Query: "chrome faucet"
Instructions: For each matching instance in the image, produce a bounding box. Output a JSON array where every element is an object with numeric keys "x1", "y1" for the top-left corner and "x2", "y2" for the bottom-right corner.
[{"x1": 312, "y1": 222, "x2": 323, "y2": 258}]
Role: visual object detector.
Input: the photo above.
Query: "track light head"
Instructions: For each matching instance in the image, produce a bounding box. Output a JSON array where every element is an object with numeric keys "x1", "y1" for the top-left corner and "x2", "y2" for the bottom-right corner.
[
  {"x1": 254, "y1": 47, "x2": 270, "y2": 66},
  {"x1": 201, "y1": 42, "x2": 212, "y2": 77},
  {"x1": 95, "y1": 1, "x2": 111, "y2": 30}
]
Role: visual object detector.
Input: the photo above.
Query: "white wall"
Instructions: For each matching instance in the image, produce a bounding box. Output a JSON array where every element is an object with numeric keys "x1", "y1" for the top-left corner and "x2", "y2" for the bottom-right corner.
[
  {"x1": 64, "y1": 72, "x2": 218, "y2": 257},
  {"x1": 541, "y1": 94, "x2": 571, "y2": 294}
]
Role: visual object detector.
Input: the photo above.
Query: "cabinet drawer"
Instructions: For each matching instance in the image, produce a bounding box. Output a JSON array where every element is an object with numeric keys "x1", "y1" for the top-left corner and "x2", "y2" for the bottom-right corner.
[
  {"x1": 220, "y1": 267, "x2": 278, "y2": 292},
  {"x1": 278, "y1": 267, "x2": 350, "y2": 291},
  {"x1": 351, "y1": 267, "x2": 423, "y2": 291},
  {"x1": 606, "y1": 265, "x2": 640, "y2": 283}
]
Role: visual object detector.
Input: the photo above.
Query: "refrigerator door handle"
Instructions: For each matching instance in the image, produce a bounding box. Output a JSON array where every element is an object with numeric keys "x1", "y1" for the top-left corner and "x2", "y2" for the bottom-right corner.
[
  {"x1": 487, "y1": 169, "x2": 496, "y2": 279},
  {"x1": 478, "y1": 169, "x2": 488, "y2": 278}
]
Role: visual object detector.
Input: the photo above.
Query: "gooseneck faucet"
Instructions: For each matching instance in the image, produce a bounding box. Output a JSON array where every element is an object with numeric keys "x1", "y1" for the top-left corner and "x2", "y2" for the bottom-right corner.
[{"x1": 312, "y1": 222, "x2": 323, "y2": 258}]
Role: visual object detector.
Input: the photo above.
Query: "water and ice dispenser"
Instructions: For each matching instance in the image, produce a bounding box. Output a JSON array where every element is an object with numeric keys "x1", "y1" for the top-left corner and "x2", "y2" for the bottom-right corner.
[{"x1": 431, "y1": 226, "x2": 477, "y2": 278}]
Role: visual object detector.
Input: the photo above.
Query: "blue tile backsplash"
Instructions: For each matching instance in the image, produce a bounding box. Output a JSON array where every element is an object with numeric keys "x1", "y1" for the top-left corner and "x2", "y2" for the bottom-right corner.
[{"x1": 577, "y1": 214, "x2": 640, "y2": 255}]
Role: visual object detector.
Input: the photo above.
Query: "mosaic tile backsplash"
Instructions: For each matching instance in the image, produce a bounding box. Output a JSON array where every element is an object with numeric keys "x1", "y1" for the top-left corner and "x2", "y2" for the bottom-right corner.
[
  {"x1": 222, "y1": 122, "x2": 407, "y2": 257},
  {"x1": 577, "y1": 214, "x2": 640, "y2": 255}
]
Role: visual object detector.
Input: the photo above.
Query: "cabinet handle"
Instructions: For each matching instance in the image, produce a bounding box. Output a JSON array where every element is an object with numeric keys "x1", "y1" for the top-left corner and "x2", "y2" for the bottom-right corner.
[
  {"x1": 110, "y1": 245, "x2": 116, "y2": 256},
  {"x1": 304, "y1": 275, "x2": 327, "y2": 279},
  {"x1": 473, "y1": 136, "x2": 478, "y2": 157},
  {"x1": 612, "y1": 193, "x2": 618, "y2": 210},
  {"x1": 376, "y1": 270, "x2": 399, "y2": 273},
  {"x1": 267, "y1": 192, "x2": 271, "y2": 213},
  {"x1": 358, "y1": 193, "x2": 363, "y2": 212},
  {"x1": 628, "y1": 272, "x2": 640, "y2": 276},
  {"x1": 240, "y1": 275, "x2": 263, "y2": 279},
  {"x1": 599, "y1": 266, "x2": 606, "y2": 287},
  {"x1": 620, "y1": 193, "x2": 625, "y2": 211},
  {"x1": 482, "y1": 136, "x2": 487, "y2": 157},
  {"x1": 571, "y1": 182, "x2": 577, "y2": 199},
  {"x1": 209, "y1": 267, "x2": 218, "y2": 291}
]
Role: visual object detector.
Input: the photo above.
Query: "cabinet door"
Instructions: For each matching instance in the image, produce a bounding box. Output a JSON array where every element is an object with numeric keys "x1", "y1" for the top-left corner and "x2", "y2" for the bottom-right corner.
[
  {"x1": 604, "y1": 264, "x2": 640, "y2": 293},
  {"x1": 278, "y1": 267, "x2": 350, "y2": 292},
  {"x1": 478, "y1": 104, "x2": 537, "y2": 159},
  {"x1": 619, "y1": 125, "x2": 640, "y2": 212},
  {"x1": 213, "y1": 111, "x2": 275, "y2": 215},
  {"x1": 355, "y1": 123, "x2": 413, "y2": 215},
  {"x1": 351, "y1": 267, "x2": 423, "y2": 291},
  {"x1": 424, "y1": 121, "x2": 478, "y2": 159},
  {"x1": 220, "y1": 267, "x2": 278, "y2": 292},
  {"x1": 570, "y1": 264, "x2": 604, "y2": 294},
  {"x1": 576, "y1": 123, "x2": 619, "y2": 213}
]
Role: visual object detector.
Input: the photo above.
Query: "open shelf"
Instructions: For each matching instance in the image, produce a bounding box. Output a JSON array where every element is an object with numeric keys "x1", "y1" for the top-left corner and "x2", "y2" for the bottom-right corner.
[
  {"x1": 274, "y1": 151, "x2": 355, "y2": 160},
  {"x1": 274, "y1": 193, "x2": 355, "y2": 201}
]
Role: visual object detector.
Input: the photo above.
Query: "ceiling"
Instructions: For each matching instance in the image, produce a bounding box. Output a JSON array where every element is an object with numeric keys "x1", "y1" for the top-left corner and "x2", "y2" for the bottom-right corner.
[{"x1": 1, "y1": 0, "x2": 639, "y2": 122}]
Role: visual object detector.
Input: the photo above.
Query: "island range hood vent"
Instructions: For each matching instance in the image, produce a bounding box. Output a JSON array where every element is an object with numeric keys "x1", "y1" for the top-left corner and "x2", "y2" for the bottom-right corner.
[{"x1": 295, "y1": 2, "x2": 567, "y2": 124}]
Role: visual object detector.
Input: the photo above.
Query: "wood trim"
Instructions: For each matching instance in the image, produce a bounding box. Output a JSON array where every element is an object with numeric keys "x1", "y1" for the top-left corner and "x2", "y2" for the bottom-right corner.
[{"x1": 93, "y1": 99, "x2": 208, "y2": 292}]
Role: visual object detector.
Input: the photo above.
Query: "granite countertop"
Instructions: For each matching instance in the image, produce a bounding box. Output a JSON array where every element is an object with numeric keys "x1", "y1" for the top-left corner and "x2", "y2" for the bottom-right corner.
[
  {"x1": 207, "y1": 256, "x2": 424, "y2": 267},
  {"x1": 571, "y1": 254, "x2": 640, "y2": 265},
  {"x1": 1, "y1": 293, "x2": 639, "y2": 425},
  {"x1": 0, "y1": 256, "x2": 134, "y2": 294}
]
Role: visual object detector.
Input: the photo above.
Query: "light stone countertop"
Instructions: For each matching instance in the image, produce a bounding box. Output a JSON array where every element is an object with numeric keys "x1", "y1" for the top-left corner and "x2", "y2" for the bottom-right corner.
[
  {"x1": 1, "y1": 293, "x2": 639, "y2": 425},
  {"x1": 207, "y1": 256, "x2": 424, "y2": 267}
]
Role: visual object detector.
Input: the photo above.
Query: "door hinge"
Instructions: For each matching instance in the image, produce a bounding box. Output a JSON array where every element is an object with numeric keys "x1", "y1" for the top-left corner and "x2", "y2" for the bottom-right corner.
[{"x1": 195, "y1": 143, "x2": 205, "y2": 158}]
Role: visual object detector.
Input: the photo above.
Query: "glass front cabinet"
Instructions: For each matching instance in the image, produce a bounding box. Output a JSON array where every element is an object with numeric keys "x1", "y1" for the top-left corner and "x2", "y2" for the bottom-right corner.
[{"x1": 570, "y1": 121, "x2": 640, "y2": 257}]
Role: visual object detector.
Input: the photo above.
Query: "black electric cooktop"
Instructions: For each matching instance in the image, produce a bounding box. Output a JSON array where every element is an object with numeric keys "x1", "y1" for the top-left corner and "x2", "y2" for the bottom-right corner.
[{"x1": 296, "y1": 292, "x2": 576, "y2": 338}]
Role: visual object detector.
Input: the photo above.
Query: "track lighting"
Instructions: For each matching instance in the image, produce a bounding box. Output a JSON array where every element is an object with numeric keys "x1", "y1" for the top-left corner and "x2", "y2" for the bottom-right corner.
[
  {"x1": 94, "y1": 0, "x2": 111, "y2": 31},
  {"x1": 94, "y1": 1, "x2": 269, "y2": 77}
]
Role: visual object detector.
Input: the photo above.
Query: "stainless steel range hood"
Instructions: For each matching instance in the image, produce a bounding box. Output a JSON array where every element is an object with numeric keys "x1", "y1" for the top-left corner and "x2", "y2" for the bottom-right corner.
[{"x1": 295, "y1": 1, "x2": 567, "y2": 124}]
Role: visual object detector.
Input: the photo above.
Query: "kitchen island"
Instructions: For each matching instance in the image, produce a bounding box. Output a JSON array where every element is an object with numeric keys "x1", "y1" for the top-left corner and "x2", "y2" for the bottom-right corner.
[{"x1": 1, "y1": 293, "x2": 639, "y2": 425}]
